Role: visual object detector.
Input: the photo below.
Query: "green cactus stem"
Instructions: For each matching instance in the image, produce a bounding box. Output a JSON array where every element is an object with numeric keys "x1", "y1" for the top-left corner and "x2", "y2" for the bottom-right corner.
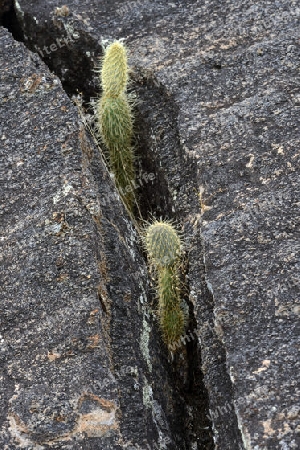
[
  {"x1": 157, "y1": 265, "x2": 185, "y2": 346},
  {"x1": 159, "y1": 302, "x2": 185, "y2": 347},
  {"x1": 98, "y1": 94, "x2": 134, "y2": 210},
  {"x1": 97, "y1": 40, "x2": 135, "y2": 212},
  {"x1": 145, "y1": 221, "x2": 181, "y2": 268},
  {"x1": 98, "y1": 94, "x2": 133, "y2": 148},
  {"x1": 145, "y1": 220, "x2": 185, "y2": 349},
  {"x1": 101, "y1": 41, "x2": 129, "y2": 97}
]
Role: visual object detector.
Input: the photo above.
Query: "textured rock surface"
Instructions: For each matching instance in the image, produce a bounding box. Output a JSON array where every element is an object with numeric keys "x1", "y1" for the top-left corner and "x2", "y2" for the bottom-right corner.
[
  {"x1": 0, "y1": 26, "x2": 206, "y2": 449},
  {"x1": 2, "y1": 0, "x2": 300, "y2": 448}
]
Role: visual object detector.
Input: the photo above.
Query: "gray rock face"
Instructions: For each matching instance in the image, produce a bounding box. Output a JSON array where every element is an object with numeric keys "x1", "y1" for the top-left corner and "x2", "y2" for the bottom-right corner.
[
  {"x1": 1, "y1": 0, "x2": 300, "y2": 448},
  {"x1": 0, "y1": 26, "x2": 199, "y2": 449}
]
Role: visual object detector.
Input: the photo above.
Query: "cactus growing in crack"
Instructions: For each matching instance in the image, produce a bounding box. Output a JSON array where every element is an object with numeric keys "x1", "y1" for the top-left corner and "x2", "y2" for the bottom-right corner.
[
  {"x1": 97, "y1": 41, "x2": 135, "y2": 211},
  {"x1": 100, "y1": 41, "x2": 129, "y2": 97},
  {"x1": 145, "y1": 220, "x2": 185, "y2": 348}
]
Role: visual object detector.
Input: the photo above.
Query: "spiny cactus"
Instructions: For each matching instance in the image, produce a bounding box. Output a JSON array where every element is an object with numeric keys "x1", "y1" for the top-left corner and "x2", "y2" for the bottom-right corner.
[
  {"x1": 99, "y1": 94, "x2": 133, "y2": 149},
  {"x1": 97, "y1": 41, "x2": 135, "y2": 211},
  {"x1": 98, "y1": 93, "x2": 134, "y2": 208},
  {"x1": 159, "y1": 302, "x2": 185, "y2": 345},
  {"x1": 145, "y1": 220, "x2": 185, "y2": 348},
  {"x1": 158, "y1": 265, "x2": 185, "y2": 345},
  {"x1": 145, "y1": 221, "x2": 181, "y2": 267},
  {"x1": 101, "y1": 41, "x2": 128, "y2": 97}
]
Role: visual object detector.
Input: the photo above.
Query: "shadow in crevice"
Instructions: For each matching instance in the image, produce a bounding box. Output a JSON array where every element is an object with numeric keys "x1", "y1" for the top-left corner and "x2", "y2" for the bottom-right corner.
[
  {"x1": 132, "y1": 71, "x2": 215, "y2": 449},
  {"x1": 2, "y1": 1, "x2": 101, "y2": 102},
  {"x1": 2, "y1": 3, "x2": 215, "y2": 447},
  {"x1": 1, "y1": 0, "x2": 24, "y2": 41}
]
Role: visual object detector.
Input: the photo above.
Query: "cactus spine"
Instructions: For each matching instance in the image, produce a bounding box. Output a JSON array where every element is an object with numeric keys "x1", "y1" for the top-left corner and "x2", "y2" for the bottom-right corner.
[
  {"x1": 97, "y1": 41, "x2": 135, "y2": 211},
  {"x1": 101, "y1": 41, "x2": 128, "y2": 97},
  {"x1": 145, "y1": 221, "x2": 185, "y2": 348}
]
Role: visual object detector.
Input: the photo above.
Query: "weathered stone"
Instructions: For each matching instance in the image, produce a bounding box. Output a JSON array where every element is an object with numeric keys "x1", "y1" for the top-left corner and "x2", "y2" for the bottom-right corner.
[
  {"x1": 0, "y1": 26, "x2": 201, "y2": 449},
  {"x1": 2, "y1": 0, "x2": 300, "y2": 448}
]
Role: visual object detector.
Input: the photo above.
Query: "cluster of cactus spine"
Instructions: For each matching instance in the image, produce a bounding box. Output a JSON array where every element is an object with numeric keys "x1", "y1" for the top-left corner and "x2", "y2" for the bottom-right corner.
[
  {"x1": 97, "y1": 41, "x2": 135, "y2": 211},
  {"x1": 145, "y1": 221, "x2": 185, "y2": 348}
]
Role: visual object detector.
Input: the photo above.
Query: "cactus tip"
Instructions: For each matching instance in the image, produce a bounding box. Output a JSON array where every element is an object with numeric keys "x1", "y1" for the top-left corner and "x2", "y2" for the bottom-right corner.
[
  {"x1": 145, "y1": 220, "x2": 181, "y2": 267},
  {"x1": 101, "y1": 41, "x2": 129, "y2": 98}
]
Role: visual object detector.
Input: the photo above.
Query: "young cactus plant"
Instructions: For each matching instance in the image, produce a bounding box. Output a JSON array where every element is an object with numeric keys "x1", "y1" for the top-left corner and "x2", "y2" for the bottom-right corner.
[
  {"x1": 145, "y1": 220, "x2": 185, "y2": 349},
  {"x1": 97, "y1": 41, "x2": 135, "y2": 211},
  {"x1": 101, "y1": 41, "x2": 129, "y2": 97}
]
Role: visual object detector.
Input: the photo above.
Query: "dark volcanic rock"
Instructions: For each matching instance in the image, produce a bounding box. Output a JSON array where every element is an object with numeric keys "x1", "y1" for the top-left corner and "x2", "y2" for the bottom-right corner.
[
  {"x1": 0, "y1": 26, "x2": 194, "y2": 449},
  {"x1": 2, "y1": 0, "x2": 300, "y2": 449}
]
